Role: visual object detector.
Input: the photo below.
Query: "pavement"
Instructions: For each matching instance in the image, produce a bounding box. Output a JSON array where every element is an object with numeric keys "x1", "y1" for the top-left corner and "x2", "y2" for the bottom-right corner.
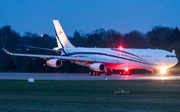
[{"x1": 0, "y1": 72, "x2": 180, "y2": 80}]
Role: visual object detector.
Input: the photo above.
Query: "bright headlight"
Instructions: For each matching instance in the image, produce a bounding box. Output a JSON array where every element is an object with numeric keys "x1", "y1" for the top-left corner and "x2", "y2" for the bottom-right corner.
[{"x1": 160, "y1": 67, "x2": 166, "y2": 75}]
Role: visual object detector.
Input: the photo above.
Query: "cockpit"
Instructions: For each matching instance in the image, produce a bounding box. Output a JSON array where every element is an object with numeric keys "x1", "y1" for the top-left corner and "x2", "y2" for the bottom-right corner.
[{"x1": 166, "y1": 55, "x2": 176, "y2": 58}]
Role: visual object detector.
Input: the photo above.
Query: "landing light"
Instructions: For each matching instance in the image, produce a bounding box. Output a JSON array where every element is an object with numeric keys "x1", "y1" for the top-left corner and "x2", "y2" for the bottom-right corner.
[
  {"x1": 160, "y1": 67, "x2": 166, "y2": 75},
  {"x1": 125, "y1": 68, "x2": 129, "y2": 72}
]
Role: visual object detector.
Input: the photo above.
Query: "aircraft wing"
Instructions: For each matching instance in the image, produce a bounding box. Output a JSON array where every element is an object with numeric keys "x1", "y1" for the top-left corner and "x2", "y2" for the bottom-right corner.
[{"x1": 2, "y1": 49, "x2": 122, "y2": 64}]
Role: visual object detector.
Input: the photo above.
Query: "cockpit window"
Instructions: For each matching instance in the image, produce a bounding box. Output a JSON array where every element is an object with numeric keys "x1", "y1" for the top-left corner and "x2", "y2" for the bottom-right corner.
[{"x1": 166, "y1": 55, "x2": 176, "y2": 58}]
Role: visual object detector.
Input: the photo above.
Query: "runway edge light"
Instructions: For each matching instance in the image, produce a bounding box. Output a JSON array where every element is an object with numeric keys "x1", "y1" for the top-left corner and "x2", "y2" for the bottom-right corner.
[{"x1": 28, "y1": 78, "x2": 34, "y2": 82}]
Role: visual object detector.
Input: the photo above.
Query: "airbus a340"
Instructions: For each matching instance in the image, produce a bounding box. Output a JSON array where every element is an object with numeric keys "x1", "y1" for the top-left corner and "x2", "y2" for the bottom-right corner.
[{"x1": 3, "y1": 20, "x2": 178, "y2": 76}]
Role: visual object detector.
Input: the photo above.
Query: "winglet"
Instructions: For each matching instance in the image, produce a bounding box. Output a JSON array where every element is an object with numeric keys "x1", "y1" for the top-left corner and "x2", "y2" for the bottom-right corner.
[{"x1": 2, "y1": 48, "x2": 13, "y2": 55}]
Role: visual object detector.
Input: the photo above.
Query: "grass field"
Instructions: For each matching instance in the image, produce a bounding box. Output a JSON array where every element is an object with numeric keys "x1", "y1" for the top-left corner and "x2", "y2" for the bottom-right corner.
[{"x1": 0, "y1": 80, "x2": 180, "y2": 112}]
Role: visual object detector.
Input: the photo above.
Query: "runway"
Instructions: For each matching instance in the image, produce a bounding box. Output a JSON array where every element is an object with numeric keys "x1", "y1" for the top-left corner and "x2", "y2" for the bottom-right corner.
[{"x1": 0, "y1": 73, "x2": 180, "y2": 80}]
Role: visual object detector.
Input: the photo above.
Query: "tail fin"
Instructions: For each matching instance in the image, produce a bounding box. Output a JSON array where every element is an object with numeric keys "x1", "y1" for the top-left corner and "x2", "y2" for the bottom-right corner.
[
  {"x1": 53, "y1": 20, "x2": 74, "y2": 48},
  {"x1": 55, "y1": 36, "x2": 62, "y2": 48}
]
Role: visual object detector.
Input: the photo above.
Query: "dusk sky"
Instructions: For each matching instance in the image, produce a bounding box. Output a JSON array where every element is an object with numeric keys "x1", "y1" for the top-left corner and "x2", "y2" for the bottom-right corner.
[{"x1": 0, "y1": 0, "x2": 180, "y2": 37}]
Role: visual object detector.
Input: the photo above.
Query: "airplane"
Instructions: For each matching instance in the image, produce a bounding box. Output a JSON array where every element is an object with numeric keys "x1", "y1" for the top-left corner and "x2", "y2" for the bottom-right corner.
[{"x1": 2, "y1": 20, "x2": 178, "y2": 76}]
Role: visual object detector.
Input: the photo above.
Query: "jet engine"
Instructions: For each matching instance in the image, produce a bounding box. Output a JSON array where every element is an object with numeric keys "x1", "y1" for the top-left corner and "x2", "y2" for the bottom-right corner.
[
  {"x1": 46, "y1": 59, "x2": 62, "y2": 68},
  {"x1": 89, "y1": 63, "x2": 105, "y2": 72}
]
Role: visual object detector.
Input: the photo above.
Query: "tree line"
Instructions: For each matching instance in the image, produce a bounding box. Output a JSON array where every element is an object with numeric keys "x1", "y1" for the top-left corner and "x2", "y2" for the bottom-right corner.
[{"x1": 0, "y1": 25, "x2": 180, "y2": 73}]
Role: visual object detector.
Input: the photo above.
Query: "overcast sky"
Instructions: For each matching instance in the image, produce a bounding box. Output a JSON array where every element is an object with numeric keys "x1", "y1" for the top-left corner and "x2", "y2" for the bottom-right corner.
[{"x1": 0, "y1": 0, "x2": 180, "y2": 37}]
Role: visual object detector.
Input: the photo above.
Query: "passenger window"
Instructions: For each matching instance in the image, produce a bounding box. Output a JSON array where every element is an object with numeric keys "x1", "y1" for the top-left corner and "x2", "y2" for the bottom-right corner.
[{"x1": 166, "y1": 55, "x2": 176, "y2": 58}]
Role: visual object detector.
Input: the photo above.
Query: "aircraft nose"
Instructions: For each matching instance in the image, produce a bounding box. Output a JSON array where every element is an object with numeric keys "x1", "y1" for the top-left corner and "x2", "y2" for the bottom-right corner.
[
  {"x1": 172, "y1": 57, "x2": 178, "y2": 66},
  {"x1": 164, "y1": 56, "x2": 178, "y2": 68}
]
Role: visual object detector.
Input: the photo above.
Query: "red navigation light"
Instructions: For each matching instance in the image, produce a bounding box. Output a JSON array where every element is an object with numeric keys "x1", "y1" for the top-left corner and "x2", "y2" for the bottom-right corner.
[{"x1": 119, "y1": 46, "x2": 123, "y2": 50}]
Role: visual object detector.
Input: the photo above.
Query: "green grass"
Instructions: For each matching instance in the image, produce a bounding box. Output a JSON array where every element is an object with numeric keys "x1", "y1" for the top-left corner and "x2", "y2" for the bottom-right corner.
[{"x1": 0, "y1": 80, "x2": 180, "y2": 112}]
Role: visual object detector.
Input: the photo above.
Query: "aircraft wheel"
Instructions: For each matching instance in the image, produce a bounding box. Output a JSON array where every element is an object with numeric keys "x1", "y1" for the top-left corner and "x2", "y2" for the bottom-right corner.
[
  {"x1": 93, "y1": 71, "x2": 96, "y2": 76},
  {"x1": 127, "y1": 72, "x2": 131, "y2": 76},
  {"x1": 119, "y1": 71, "x2": 123, "y2": 76},
  {"x1": 106, "y1": 70, "x2": 112, "y2": 76},
  {"x1": 89, "y1": 71, "x2": 93, "y2": 76},
  {"x1": 105, "y1": 72, "x2": 108, "y2": 76},
  {"x1": 105, "y1": 73, "x2": 110, "y2": 76},
  {"x1": 96, "y1": 72, "x2": 101, "y2": 76}
]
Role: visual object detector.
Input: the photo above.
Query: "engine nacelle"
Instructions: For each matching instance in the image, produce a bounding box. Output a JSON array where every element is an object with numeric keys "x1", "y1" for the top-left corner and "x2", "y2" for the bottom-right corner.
[
  {"x1": 89, "y1": 63, "x2": 105, "y2": 72},
  {"x1": 46, "y1": 59, "x2": 62, "y2": 68}
]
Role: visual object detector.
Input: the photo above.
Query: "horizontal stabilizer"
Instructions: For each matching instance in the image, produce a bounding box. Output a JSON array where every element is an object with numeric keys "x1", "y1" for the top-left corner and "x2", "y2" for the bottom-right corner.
[{"x1": 25, "y1": 46, "x2": 61, "y2": 51}]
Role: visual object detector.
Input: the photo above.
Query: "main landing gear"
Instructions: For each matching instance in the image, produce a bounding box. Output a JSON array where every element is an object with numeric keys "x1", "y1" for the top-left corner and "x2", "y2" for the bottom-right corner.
[
  {"x1": 89, "y1": 69, "x2": 112, "y2": 76},
  {"x1": 89, "y1": 69, "x2": 131, "y2": 76},
  {"x1": 89, "y1": 71, "x2": 101, "y2": 76},
  {"x1": 105, "y1": 69, "x2": 112, "y2": 76},
  {"x1": 119, "y1": 70, "x2": 131, "y2": 76}
]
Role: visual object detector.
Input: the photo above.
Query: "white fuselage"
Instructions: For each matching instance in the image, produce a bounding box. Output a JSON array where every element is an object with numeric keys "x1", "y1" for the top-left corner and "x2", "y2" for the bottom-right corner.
[{"x1": 63, "y1": 48, "x2": 178, "y2": 71}]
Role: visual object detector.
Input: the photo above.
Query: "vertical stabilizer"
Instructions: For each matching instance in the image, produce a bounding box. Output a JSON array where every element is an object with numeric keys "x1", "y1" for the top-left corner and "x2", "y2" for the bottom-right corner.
[
  {"x1": 53, "y1": 20, "x2": 74, "y2": 48},
  {"x1": 56, "y1": 36, "x2": 62, "y2": 48}
]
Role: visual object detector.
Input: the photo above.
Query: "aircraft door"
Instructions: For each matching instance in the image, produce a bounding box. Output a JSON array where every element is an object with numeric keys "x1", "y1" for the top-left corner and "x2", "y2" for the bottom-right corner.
[{"x1": 155, "y1": 52, "x2": 161, "y2": 61}]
